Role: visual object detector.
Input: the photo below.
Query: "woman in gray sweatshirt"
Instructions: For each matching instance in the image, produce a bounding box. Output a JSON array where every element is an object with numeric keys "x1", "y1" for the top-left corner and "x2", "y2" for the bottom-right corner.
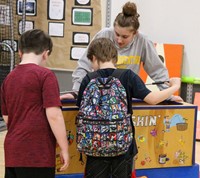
[{"x1": 60, "y1": 1, "x2": 182, "y2": 102}]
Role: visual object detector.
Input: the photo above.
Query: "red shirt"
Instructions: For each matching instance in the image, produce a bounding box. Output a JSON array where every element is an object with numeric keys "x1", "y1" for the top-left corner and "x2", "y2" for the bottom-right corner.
[{"x1": 1, "y1": 64, "x2": 62, "y2": 167}]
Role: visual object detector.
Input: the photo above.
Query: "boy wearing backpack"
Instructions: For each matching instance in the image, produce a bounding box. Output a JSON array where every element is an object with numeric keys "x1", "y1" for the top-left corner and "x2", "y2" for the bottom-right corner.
[{"x1": 76, "y1": 38, "x2": 180, "y2": 178}]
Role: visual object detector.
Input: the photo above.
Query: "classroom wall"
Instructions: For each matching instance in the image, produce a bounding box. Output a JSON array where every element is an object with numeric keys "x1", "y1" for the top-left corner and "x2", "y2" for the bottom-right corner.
[{"x1": 108, "y1": 0, "x2": 200, "y2": 79}]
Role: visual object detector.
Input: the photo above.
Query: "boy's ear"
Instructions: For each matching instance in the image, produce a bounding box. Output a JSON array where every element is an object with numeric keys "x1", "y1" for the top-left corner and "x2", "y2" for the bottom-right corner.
[
  {"x1": 92, "y1": 55, "x2": 97, "y2": 62},
  {"x1": 43, "y1": 50, "x2": 49, "y2": 60},
  {"x1": 46, "y1": 50, "x2": 50, "y2": 56}
]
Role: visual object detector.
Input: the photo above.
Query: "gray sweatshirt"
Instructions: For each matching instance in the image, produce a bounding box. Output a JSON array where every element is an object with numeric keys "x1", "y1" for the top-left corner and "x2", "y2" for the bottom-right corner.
[{"x1": 72, "y1": 27, "x2": 169, "y2": 92}]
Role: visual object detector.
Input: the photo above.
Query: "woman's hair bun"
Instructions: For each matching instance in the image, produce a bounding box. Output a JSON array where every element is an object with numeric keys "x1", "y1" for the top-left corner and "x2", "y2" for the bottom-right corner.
[{"x1": 123, "y1": 1, "x2": 137, "y2": 17}]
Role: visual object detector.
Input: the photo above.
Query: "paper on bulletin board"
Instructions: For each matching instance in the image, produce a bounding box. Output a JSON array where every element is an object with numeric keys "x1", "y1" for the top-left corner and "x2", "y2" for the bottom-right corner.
[{"x1": 48, "y1": 0, "x2": 65, "y2": 20}]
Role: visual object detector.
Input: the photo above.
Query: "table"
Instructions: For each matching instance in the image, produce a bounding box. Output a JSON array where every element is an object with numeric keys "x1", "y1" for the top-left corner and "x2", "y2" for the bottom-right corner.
[{"x1": 56, "y1": 99, "x2": 198, "y2": 176}]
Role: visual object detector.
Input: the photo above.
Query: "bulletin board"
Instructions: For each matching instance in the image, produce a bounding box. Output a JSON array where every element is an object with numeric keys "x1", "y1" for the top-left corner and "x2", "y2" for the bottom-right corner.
[{"x1": 15, "y1": 0, "x2": 102, "y2": 70}]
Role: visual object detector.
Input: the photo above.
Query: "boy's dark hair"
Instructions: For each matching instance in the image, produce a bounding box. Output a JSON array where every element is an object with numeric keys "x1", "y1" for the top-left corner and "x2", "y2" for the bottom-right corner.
[
  {"x1": 87, "y1": 38, "x2": 118, "y2": 64},
  {"x1": 19, "y1": 29, "x2": 53, "y2": 55}
]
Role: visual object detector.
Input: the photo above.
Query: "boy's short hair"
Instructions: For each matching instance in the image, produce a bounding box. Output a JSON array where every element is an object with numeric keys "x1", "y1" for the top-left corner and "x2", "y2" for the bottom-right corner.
[
  {"x1": 19, "y1": 29, "x2": 53, "y2": 55},
  {"x1": 87, "y1": 38, "x2": 118, "y2": 63}
]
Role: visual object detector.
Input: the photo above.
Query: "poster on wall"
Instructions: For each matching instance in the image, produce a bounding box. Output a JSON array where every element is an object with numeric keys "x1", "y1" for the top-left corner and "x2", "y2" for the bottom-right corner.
[
  {"x1": 48, "y1": 22, "x2": 64, "y2": 37},
  {"x1": 18, "y1": 20, "x2": 34, "y2": 35},
  {"x1": 0, "y1": 5, "x2": 10, "y2": 25},
  {"x1": 72, "y1": 32, "x2": 90, "y2": 45},
  {"x1": 48, "y1": 0, "x2": 65, "y2": 20},
  {"x1": 72, "y1": 8, "x2": 93, "y2": 26},
  {"x1": 17, "y1": 0, "x2": 37, "y2": 16},
  {"x1": 70, "y1": 47, "x2": 86, "y2": 60},
  {"x1": 75, "y1": 0, "x2": 91, "y2": 6},
  {"x1": 2, "y1": 39, "x2": 18, "y2": 52}
]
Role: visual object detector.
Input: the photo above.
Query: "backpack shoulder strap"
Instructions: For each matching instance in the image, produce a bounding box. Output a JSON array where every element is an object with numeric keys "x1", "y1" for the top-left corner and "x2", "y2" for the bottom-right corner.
[
  {"x1": 111, "y1": 69, "x2": 127, "y2": 79},
  {"x1": 112, "y1": 69, "x2": 134, "y2": 130}
]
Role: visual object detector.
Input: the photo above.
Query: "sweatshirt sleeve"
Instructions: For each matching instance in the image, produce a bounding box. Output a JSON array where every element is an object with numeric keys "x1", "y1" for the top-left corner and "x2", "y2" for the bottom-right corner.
[
  {"x1": 142, "y1": 38, "x2": 170, "y2": 91},
  {"x1": 72, "y1": 49, "x2": 92, "y2": 92},
  {"x1": 72, "y1": 28, "x2": 113, "y2": 92}
]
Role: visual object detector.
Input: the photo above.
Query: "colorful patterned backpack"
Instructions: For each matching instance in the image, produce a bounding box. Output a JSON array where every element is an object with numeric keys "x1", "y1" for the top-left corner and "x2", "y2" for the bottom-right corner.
[{"x1": 76, "y1": 69, "x2": 133, "y2": 157}]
